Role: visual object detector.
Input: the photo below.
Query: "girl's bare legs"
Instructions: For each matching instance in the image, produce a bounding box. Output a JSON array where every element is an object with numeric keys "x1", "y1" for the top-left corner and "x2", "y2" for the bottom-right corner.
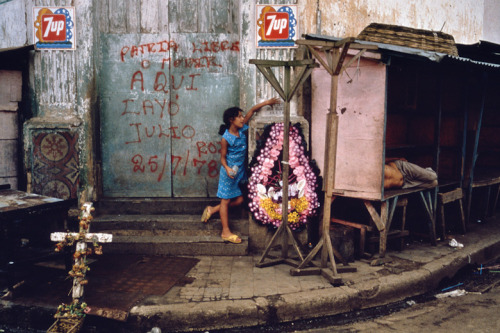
[
  {"x1": 206, "y1": 196, "x2": 243, "y2": 218},
  {"x1": 214, "y1": 196, "x2": 243, "y2": 239}
]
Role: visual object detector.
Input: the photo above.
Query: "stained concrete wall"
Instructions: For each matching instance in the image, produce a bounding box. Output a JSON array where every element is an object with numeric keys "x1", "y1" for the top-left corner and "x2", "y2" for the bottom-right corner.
[
  {"x1": 483, "y1": 0, "x2": 500, "y2": 43},
  {"x1": 299, "y1": 0, "x2": 488, "y2": 44}
]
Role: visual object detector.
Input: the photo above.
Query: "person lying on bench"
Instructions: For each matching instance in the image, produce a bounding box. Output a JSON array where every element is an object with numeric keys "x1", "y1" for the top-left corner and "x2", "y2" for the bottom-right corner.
[{"x1": 384, "y1": 157, "x2": 438, "y2": 189}]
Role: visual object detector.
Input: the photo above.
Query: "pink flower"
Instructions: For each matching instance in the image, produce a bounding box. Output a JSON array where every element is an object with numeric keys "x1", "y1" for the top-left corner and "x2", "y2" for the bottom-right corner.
[
  {"x1": 293, "y1": 166, "x2": 305, "y2": 177},
  {"x1": 262, "y1": 168, "x2": 272, "y2": 176},
  {"x1": 263, "y1": 158, "x2": 274, "y2": 168}
]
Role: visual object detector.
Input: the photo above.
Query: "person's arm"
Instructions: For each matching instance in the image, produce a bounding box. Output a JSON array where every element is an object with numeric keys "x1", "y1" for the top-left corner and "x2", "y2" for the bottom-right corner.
[
  {"x1": 220, "y1": 138, "x2": 234, "y2": 178},
  {"x1": 385, "y1": 157, "x2": 407, "y2": 164},
  {"x1": 243, "y1": 97, "x2": 281, "y2": 124}
]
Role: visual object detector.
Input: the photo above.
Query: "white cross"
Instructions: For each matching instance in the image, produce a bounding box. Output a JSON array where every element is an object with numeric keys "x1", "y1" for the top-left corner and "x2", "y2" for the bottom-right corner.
[{"x1": 50, "y1": 202, "x2": 113, "y2": 299}]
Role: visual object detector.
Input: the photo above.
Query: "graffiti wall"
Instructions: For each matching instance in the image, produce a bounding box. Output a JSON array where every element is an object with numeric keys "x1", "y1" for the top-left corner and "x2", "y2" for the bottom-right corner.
[{"x1": 100, "y1": 33, "x2": 240, "y2": 197}]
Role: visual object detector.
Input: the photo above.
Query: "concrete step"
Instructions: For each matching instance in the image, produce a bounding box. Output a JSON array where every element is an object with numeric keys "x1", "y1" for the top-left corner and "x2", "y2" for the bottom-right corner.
[
  {"x1": 95, "y1": 197, "x2": 241, "y2": 215},
  {"x1": 92, "y1": 214, "x2": 248, "y2": 235},
  {"x1": 98, "y1": 233, "x2": 249, "y2": 256},
  {"x1": 90, "y1": 214, "x2": 249, "y2": 256}
]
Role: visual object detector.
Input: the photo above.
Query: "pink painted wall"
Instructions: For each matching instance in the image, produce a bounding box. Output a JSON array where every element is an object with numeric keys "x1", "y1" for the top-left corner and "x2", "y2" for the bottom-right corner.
[{"x1": 311, "y1": 53, "x2": 386, "y2": 200}]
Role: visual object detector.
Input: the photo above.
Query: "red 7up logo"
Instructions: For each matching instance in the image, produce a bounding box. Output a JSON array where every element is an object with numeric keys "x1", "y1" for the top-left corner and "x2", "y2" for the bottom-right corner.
[
  {"x1": 264, "y1": 12, "x2": 289, "y2": 40},
  {"x1": 42, "y1": 14, "x2": 66, "y2": 41}
]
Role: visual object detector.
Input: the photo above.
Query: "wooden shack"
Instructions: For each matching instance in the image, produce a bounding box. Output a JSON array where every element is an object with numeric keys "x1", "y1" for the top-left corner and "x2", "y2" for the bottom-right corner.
[{"x1": 306, "y1": 24, "x2": 500, "y2": 258}]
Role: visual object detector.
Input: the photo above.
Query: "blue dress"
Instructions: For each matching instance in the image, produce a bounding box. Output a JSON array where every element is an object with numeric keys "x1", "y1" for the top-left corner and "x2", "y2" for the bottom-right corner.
[{"x1": 217, "y1": 124, "x2": 248, "y2": 199}]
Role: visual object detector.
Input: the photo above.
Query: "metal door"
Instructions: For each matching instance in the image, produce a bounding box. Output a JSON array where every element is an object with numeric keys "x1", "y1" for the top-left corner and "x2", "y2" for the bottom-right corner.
[{"x1": 100, "y1": 1, "x2": 240, "y2": 197}]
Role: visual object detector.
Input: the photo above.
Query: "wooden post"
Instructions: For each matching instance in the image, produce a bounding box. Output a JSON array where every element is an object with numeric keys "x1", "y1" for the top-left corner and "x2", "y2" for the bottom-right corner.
[{"x1": 290, "y1": 38, "x2": 377, "y2": 283}]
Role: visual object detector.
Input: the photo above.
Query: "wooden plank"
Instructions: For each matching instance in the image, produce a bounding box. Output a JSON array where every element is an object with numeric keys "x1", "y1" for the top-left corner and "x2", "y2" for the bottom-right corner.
[
  {"x1": 158, "y1": 1, "x2": 169, "y2": 32},
  {"x1": 126, "y1": 0, "x2": 140, "y2": 32},
  {"x1": 334, "y1": 41, "x2": 351, "y2": 75},
  {"x1": 384, "y1": 184, "x2": 437, "y2": 199},
  {"x1": 249, "y1": 59, "x2": 316, "y2": 67},
  {"x1": 321, "y1": 270, "x2": 343, "y2": 286},
  {"x1": 363, "y1": 200, "x2": 385, "y2": 232},
  {"x1": 307, "y1": 45, "x2": 333, "y2": 75},
  {"x1": 254, "y1": 64, "x2": 285, "y2": 100},
  {"x1": 438, "y1": 188, "x2": 464, "y2": 204},
  {"x1": 379, "y1": 201, "x2": 388, "y2": 257},
  {"x1": 108, "y1": 0, "x2": 128, "y2": 33},
  {"x1": 141, "y1": 0, "x2": 160, "y2": 33},
  {"x1": 289, "y1": 66, "x2": 317, "y2": 103},
  {"x1": 290, "y1": 267, "x2": 322, "y2": 276},
  {"x1": 211, "y1": 0, "x2": 234, "y2": 33},
  {"x1": 386, "y1": 197, "x2": 398, "y2": 231},
  {"x1": 169, "y1": 0, "x2": 198, "y2": 33},
  {"x1": 296, "y1": 39, "x2": 377, "y2": 50},
  {"x1": 281, "y1": 66, "x2": 291, "y2": 259},
  {"x1": 341, "y1": 49, "x2": 367, "y2": 72},
  {"x1": 368, "y1": 230, "x2": 409, "y2": 242},
  {"x1": 331, "y1": 218, "x2": 373, "y2": 232},
  {"x1": 296, "y1": 238, "x2": 324, "y2": 269},
  {"x1": 472, "y1": 176, "x2": 500, "y2": 187}
]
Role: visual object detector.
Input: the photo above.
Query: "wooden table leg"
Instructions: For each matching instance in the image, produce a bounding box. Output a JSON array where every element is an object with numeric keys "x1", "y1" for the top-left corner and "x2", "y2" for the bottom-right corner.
[
  {"x1": 363, "y1": 200, "x2": 387, "y2": 258},
  {"x1": 379, "y1": 201, "x2": 388, "y2": 258}
]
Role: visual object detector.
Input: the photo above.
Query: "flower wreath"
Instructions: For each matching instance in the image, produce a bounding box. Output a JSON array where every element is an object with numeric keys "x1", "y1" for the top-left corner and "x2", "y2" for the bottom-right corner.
[{"x1": 247, "y1": 123, "x2": 320, "y2": 230}]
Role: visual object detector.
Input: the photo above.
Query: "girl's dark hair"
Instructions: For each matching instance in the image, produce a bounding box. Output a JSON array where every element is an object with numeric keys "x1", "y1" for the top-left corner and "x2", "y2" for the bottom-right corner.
[{"x1": 218, "y1": 106, "x2": 242, "y2": 135}]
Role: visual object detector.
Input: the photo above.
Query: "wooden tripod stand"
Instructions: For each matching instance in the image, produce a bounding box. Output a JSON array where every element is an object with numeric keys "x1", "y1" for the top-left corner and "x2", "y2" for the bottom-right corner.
[{"x1": 250, "y1": 59, "x2": 318, "y2": 268}]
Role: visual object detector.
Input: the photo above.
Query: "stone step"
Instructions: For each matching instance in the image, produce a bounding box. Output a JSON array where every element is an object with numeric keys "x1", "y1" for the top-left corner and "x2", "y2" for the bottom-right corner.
[
  {"x1": 92, "y1": 214, "x2": 248, "y2": 235},
  {"x1": 100, "y1": 234, "x2": 248, "y2": 256},
  {"x1": 90, "y1": 214, "x2": 249, "y2": 256},
  {"x1": 95, "y1": 198, "x2": 245, "y2": 216}
]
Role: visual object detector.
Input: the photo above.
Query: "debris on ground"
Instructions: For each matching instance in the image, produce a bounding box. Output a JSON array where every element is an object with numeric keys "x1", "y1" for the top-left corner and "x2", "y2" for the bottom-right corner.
[
  {"x1": 448, "y1": 239, "x2": 464, "y2": 248},
  {"x1": 435, "y1": 289, "x2": 468, "y2": 298}
]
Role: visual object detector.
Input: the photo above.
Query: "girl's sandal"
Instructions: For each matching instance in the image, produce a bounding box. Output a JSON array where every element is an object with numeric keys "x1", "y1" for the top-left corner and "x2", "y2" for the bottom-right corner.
[
  {"x1": 221, "y1": 234, "x2": 241, "y2": 244},
  {"x1": 201, "y1": 206, "x2": 211, "y2": 223}
]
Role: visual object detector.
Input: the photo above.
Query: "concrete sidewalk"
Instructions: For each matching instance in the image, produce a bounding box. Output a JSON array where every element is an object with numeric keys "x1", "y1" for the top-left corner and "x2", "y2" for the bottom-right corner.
[
  {"x1": 129, "y1": 219, "x2": 500, "y2": 332},
  {"x1": 2, "y1": 219, "x2": 500, "y2": 333}
]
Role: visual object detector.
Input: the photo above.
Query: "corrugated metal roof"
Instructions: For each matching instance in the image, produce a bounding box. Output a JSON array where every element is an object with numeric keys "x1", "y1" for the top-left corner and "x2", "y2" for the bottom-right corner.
[{"x1": 304, "y1": 34, "x2": 500, "y2": 72}]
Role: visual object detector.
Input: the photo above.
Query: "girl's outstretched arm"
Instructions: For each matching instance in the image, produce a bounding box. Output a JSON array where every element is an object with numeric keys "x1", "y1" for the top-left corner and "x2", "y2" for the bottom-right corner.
[{"x1": 243, "y1": 97, "x2": 281, "y2": 124}]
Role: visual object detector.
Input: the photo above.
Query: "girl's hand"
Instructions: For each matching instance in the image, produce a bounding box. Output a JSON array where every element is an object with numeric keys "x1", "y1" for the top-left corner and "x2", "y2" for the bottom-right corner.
[
  {"x1": 266, "y1": 97, "x2": 281, "y2": 106},
  {"x1": 225, "y1": 165, "x2": 235, "y2": 179}
]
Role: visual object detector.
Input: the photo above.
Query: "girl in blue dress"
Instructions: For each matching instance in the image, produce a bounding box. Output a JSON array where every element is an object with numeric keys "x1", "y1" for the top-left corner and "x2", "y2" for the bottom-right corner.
[{"x1": 201, "y1": 98, "x2": 280, "y2": 243}]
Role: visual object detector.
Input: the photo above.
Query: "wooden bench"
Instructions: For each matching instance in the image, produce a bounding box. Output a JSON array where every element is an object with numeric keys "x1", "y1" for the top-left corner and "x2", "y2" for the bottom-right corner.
[
  {"x1": 468, "y1": 169, "x2": 500, "y2": 222},
  {"x1": 330, "y1": 218, "x2": 373, "y2": 258},
  {"x1": 332, "y1": 197, "x2": 409, "y2": 258},
  {"x1": 438, "y1": 188, "x2": 466, "y2": 239},
  {"x1": 331, "y1": 183, "x2": 437, "y2": 259}
]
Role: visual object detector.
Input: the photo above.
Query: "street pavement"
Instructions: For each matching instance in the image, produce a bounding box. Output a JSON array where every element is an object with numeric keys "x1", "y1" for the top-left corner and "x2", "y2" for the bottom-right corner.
[{"x1": 2, "y1": 218, "x2": 500, "y2": 333}]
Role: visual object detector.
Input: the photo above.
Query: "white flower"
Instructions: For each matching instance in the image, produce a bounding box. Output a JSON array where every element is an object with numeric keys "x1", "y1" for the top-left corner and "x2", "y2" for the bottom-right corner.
[{"x1": 257, "y1": 184, "x2": 268, "y2": 199}]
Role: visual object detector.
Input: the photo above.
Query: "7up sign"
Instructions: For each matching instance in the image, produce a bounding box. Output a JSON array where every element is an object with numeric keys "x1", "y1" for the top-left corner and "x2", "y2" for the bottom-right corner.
[
  {"x1": 256, "y1": 5, "x2": 298, "y2": 48},
  {"x1": 33, "y1": 7, "x2": 76, "y2": 50}
]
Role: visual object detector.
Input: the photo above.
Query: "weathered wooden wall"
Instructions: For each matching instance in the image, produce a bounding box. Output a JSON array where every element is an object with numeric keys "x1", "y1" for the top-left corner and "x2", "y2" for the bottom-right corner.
[
  {"x1": 0, "y1": 71, "x2": 22, "y2": 189},
  {"x1": 1, "y1": 0, "x2": 499, "y2": 200}
]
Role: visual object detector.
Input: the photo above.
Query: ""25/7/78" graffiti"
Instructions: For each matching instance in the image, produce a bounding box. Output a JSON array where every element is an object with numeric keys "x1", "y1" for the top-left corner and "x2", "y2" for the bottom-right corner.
[{"x1": 131, "y1": 152, "x2": 219, "y2": 182}]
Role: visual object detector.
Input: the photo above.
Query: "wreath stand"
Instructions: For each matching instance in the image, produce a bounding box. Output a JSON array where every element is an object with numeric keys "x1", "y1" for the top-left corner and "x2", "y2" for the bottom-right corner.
[
  {"x1": 288, "y1": 38, "x2": 378, "y2": 284},
  {"x1": 250, "y1": 58, "x2": 318, "y2": 269}
]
